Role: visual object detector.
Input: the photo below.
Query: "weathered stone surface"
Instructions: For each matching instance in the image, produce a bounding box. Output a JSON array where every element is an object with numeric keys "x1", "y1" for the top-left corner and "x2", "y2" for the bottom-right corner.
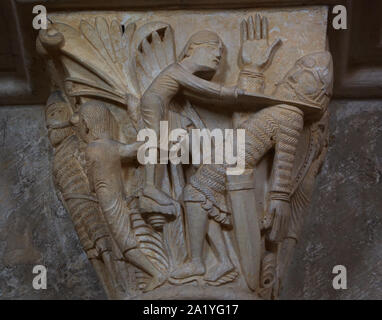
[
  {"x1": 280, "y1": 99, "x2": 382, "y2": 299},
  {"x1": 0, "y1": 99, "x2": 380, "y2": 299},
  {"x1": 34, "y1": 6, "x2": 334, "y2": 299},
  {"x1": 0, "y1": 106, "x2": 106, "y2": 299},
  {"x1": 0, "y1": 5, "x2": 380, "y2": 299}
]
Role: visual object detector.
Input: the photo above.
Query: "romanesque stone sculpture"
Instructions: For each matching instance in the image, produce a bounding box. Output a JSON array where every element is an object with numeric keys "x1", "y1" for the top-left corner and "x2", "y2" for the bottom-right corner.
[{"x1": 37, "y1": 8, "x2": 332, "y2": 299}]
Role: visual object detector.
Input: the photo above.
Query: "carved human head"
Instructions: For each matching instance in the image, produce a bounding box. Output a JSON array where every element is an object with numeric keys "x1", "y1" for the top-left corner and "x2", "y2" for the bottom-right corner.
[
  {"x1": 75, "y1": 101, "x2": 119, "y2": 143},
  {"x1": 179, "y1": 30, "x2": 224, "y2": 79},
  {"x1": 274, "y1": 51, "x2": 333, "y2": 112},
  {"x1": 45, "y1": 91, "x2": 73, "y2": 147}
]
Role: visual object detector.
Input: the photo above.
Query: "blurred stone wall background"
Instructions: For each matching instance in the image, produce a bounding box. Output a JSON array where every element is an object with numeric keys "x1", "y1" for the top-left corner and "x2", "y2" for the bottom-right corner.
[
  {"x1": 0, "y1": 106, "x2": 105, "y2": 299},
  {"x1": 280, "y1": 100, "x2": 382, "y2": 299}
]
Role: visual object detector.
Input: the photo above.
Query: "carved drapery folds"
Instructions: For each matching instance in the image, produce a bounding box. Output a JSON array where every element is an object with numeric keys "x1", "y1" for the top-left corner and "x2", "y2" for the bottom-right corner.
[{"x1": 37, "y1": 8, "x2": 333, "y2": 299}]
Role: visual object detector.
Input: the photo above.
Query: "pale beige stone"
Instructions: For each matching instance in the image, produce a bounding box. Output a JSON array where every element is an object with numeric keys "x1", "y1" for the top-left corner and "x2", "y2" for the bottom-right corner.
[{"x1": 37, "y1": 6, "x2": 333, "y2": 299}]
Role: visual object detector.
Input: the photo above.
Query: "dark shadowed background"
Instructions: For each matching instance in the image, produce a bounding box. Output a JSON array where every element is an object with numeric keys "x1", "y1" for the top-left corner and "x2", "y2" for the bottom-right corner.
[{"x1": 0, "y1": 0, "x2": 381, "y2": 299}]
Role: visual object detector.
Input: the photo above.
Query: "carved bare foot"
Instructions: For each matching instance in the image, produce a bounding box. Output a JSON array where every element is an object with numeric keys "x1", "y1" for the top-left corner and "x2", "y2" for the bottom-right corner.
[
  {"x1": 204, "y1": 261, "x2": 234, "y2": 282},
  {"x1": 170, "y1": 260, "x2": 205, "y2": 279},
  {"x1": 143, "y1": 272, "x2": 167, "y2": 292}
]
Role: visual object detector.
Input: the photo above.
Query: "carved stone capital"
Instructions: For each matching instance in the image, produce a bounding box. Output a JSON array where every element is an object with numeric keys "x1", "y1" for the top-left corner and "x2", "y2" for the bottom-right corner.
[{"x1": 38, "y1": 7, "x2": 333, "y2": 299}]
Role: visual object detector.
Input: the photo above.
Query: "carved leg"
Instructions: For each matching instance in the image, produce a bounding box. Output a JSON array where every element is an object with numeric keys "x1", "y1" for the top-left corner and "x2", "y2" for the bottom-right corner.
[
  {"x1": 204, "y1": 220, "x2": 234, "y2": 282},
  {"x1": 141, "y1": 164, "x2": 180, "y2": 219},
  {"x1": 100, "y1": 252, "x2": 126, "y2": 295},
  {"x1": 275, "y1": 238, "x2": 296, "y2": 293},
  {"x1": 89, "y1": 258, "x2": 119, "y2": 299},
  {"x1": 142, "y1": 164, "x2": 173, "y2": 205},
  {"x1": 171, "y1": 202, "x2": 208, "y2": 279},
  {"x1": 124, "y1": 248, "x2": 166, "y2": 292}
]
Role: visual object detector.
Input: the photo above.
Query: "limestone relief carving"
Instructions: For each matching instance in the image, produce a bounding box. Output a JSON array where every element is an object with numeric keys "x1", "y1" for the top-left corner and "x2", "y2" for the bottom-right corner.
[{"x1": 37, "y1": 8, "x2": 333, "y2": 299}]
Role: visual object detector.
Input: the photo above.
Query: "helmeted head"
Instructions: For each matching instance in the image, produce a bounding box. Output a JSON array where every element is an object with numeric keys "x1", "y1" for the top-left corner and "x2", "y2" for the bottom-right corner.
[
  {"x1": 73, "y1": 101, "x2": 119, "y2": 143},
  {"x1": 274, "y1": 51, "x2": 333, "y2": 112},
  {"x1": 179, "y1": 30, "x2": 224, "y2": 79},
  {"x1": 45, "y1": 91, "x2": 73, "y2": 147}
]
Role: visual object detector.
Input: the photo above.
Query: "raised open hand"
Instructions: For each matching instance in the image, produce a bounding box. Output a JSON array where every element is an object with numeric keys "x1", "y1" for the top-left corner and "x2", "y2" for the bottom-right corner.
[{"x1": 240, "y1": 14, "x2": 282, "y2": 72}]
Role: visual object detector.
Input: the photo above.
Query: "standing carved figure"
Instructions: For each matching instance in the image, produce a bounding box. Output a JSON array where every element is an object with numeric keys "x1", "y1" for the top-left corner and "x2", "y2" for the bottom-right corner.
[
  {"x1": 138, "y1": 30, "x2": 242, "y2": 216},
  {"x1": 135, "y1": 29, "x2": 268, "y2": 286},
  {"x1": 228, "y1": 14, "x2": 333, "y2": 296},
  {"x1": 45, "y1": 91, "x2": 126, "y2": 298},
  {"x1": 74, "y1": 100, "x2": 167, "y2": 292}
]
